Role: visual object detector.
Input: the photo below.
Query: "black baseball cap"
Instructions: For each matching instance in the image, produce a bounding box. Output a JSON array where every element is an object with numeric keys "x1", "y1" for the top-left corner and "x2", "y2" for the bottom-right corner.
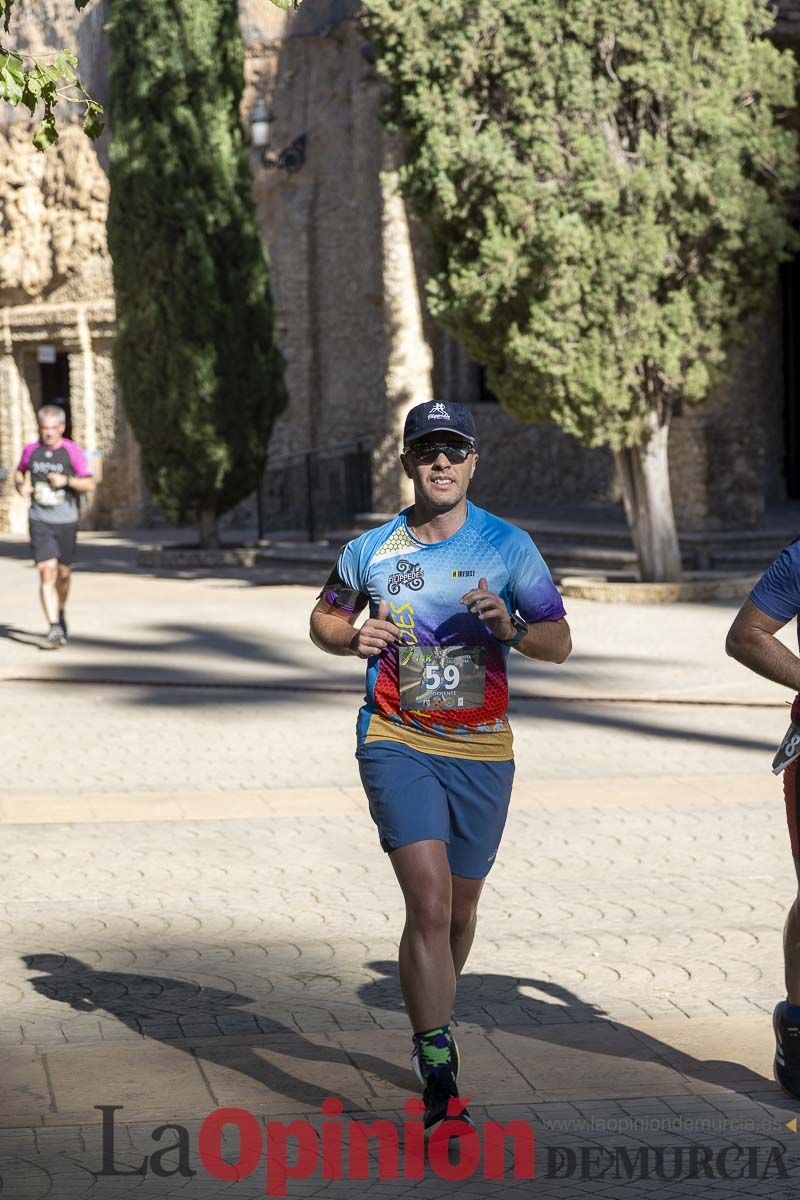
[{"x1": 403, "y1": 401, "x2": 477, "y2": 446}]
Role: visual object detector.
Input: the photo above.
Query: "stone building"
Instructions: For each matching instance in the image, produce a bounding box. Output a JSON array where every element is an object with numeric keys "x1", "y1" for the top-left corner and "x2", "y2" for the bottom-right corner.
[
  {"x1": 0, "y1": 0, "x2": 798, "y2": 535},
  {"x1": 0, "y1": 1, "x2": 142, "y2": 535}
]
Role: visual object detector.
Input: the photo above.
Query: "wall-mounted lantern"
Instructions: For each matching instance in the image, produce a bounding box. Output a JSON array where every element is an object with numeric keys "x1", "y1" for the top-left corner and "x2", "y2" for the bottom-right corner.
[
  {"x1": 250, "y1": 98, "x2": 273, "y2": 153},
  {"x1": 250, "y1": 98, "x2": 307, "y2": 174}
]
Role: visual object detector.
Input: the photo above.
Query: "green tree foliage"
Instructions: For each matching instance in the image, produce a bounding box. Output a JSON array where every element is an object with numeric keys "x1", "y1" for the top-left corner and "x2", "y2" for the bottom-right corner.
[
  {"x1": 362, "y1": 0, "x2": 800, "y2": 579},
  {"x1": 0, "y1": 1, "x2": 103, "y2": 148},
  {"x1": 107, "y1": 0, "x2": 287, "y2": 543}
]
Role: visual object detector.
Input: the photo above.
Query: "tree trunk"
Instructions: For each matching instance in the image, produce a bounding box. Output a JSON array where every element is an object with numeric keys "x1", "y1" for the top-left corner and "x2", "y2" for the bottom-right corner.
[
  {"x1": 197, "y1": 507, "x2": 221, "y2": 549},
  {"x1": 614, "y1": 411, "x2": 683, "y2": 583}
]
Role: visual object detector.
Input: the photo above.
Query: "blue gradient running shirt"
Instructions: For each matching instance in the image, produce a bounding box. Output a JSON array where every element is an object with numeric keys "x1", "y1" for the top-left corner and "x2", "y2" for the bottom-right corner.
[
  {"x1": 321, "y1": 503, "x2": 566, "y2": 761},
  {"x1": 751, "y1": 540, "x2": 800, "y2": 641}
]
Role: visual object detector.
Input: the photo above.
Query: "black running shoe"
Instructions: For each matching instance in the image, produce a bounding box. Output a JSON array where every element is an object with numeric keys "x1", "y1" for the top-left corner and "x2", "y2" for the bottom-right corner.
[
  {"x1": 422, "y1": 1072, "x2": 475, "y2": 1138},
  {"x1": 773, "y1": 1001, "x2": 800, "y2": 1098}
]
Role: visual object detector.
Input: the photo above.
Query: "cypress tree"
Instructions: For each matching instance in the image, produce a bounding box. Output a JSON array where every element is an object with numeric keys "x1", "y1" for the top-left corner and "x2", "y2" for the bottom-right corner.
[
  {"x1": 362, "y1": 0, "x2": 800, "y2": 580},
  {"x1": 107, "y1": 0, "x2": 286, "y2": 544}
]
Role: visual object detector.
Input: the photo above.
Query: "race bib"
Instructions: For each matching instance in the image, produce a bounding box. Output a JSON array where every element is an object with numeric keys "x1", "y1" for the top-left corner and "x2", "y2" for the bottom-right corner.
[
  {"x1": 773, "y1": 721, "x2": 800, "y2": 775},
  {"x1": 33, "y1": 479, "x2": 61, "y2": 507},
  {"x1": 398, "y1": 644, "x2": 486, "y2": 711}
]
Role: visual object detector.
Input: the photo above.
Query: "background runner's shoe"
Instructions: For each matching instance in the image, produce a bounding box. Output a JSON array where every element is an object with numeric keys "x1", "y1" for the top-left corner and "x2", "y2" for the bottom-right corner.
[
  {"x1": 412, "y1": 1034, "x2": 460, "y2": 1084},
  {"x1": 422, "y1": 1073, "x2": 474, "y2": 1137},
  {"x1": 773, "y1": 1001, "x2": 800, "y2": 1098},
  {"x1": 46, "y1": 627, "x2": 66, "y2": 649}
]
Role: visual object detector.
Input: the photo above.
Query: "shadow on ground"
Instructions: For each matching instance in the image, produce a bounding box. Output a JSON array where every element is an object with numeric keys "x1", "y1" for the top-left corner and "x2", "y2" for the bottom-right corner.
[
  {"x1": 22, "y1": 953, "x2": 780, "y2": 1115},
  {"x1": 0, "y1": 534, "x2": 331, "y2": 587}
]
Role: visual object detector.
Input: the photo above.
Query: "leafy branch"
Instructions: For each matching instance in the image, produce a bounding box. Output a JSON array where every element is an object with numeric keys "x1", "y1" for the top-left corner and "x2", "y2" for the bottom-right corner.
[
  {"x1": 0, "y1": 0, "x2": 103, "y2": 149},
  {"x1": 0, "y1": 0, "x2": 302, "y2": 150}
]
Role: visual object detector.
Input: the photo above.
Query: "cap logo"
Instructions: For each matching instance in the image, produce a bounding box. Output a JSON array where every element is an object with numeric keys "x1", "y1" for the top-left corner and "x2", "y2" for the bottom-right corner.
[{"x1": 427, "y1": 402, "x2": 450, "y2": 421}]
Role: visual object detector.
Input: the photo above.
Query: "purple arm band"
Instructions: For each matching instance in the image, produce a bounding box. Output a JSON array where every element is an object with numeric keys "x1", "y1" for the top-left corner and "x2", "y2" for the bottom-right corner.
[
  {"x1": 324, "y1": 588, "x2": 356, "y2": 612},
  {"x1": 316, "y1": 560, "x2": 368, "y2": 613}
]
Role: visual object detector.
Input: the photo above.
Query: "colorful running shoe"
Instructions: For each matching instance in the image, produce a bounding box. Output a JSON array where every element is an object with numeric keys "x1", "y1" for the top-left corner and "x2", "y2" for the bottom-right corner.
[{"x1": 774, "y1": 1001, "x2": 800, "y2": 1099}]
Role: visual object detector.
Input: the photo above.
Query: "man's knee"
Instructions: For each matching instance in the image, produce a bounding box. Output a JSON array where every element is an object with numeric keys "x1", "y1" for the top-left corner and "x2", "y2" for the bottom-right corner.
[
  {"x1": 450, "y1": 901, "x2": 479, "y2": 940},
  {"x1": 38, "y1": 560, "x2": 57, "y2": 584},
  {"x1": 57, "y1": 564, "x2": 71, "y2": 582},
  {"x1": 405, "y1": 890, "x2": 451, "y2": 935}
]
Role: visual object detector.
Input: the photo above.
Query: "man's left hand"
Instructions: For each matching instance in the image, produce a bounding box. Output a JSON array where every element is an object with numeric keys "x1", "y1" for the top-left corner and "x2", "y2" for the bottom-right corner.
[
  {"x1": 460, "y1": 576, "x2": 514, "y2": 641},
  {"x1": 47, "y1": 471, "x2": 69, "y2": 488}
]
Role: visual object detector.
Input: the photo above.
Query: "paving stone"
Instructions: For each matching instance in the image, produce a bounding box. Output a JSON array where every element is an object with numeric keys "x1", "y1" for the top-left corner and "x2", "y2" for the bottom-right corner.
[{"x1": 45, "y1": 1041, "x2": 215, "y2": 1122}]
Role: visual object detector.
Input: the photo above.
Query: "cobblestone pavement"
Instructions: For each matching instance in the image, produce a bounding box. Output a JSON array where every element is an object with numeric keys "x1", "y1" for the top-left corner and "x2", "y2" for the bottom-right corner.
[{"x1": 2, "y1": 535, "x2": 800, "y2": 1196}]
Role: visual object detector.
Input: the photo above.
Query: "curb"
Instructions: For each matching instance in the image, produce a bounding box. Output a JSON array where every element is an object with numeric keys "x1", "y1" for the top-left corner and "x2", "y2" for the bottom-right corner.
[
  {"x1": 136, "y1": 544, "x2": 334, "y2": 569},
  {"x1": 560, "y1": 574, "x2": 759, "y2": 603}
]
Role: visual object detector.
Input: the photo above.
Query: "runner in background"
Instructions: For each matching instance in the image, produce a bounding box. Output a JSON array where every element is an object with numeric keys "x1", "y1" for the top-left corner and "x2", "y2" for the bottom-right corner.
[{"x1": 14, "y1": 405, "x2": 95, "y2": 648}]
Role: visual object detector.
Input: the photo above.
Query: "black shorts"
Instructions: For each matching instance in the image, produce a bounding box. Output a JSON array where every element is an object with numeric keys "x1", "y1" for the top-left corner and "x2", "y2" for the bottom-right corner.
[{"x1": 29, "y1": 520, "x2": 78, "y2": 566}]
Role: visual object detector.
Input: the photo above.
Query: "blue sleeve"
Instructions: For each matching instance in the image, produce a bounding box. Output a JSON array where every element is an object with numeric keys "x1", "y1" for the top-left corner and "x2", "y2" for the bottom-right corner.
[
  {"x1": 750, "y1": 542, "x2": 800, "y2": 623},
  {"x1": 336, "y1": 540, "x2": 363, "y2": 592},
  {"x1": 507, "y1": 532, "x2": 566, "y2": 623}
]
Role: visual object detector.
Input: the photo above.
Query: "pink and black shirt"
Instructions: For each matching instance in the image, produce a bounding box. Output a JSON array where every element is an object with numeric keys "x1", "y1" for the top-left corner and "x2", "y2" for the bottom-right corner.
[{"x1": 17, "y1": 438, "x2": 92, "y2": 525}]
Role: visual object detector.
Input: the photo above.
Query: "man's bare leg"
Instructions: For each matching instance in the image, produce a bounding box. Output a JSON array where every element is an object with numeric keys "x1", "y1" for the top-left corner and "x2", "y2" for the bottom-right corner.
[
  {"x1": 37, "y1": 559, "x2": 59, "y2": 626},
  {"x1": 56, "y1": 563, "x2": 71, "y2": 625},
  {"x1": 450, "y1": 873, "x2": 486, "y2": 978},
  {"x1": 390, "y1": 839, "x2": 455, "y2": 1032},
  {"x1": 784, "y1": 861, "x2": 800, "y2": 1004}
]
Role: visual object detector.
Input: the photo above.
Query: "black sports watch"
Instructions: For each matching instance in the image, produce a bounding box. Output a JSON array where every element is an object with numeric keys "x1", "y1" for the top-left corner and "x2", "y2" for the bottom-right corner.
[{"x1": 498, "y1": 613, "x2": 528, "y2": 647}]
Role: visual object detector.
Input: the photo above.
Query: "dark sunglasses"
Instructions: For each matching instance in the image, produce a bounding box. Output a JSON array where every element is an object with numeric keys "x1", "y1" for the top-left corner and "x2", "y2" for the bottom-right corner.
[{"x1": 405, "y1": 441, "x2": 475, "y2": 464}]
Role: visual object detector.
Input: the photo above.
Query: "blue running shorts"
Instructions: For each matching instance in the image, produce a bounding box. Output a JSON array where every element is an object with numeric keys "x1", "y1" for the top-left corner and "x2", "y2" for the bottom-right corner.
[{"x1": 357, "y1": 740, "x2": 515, "y2": 879}]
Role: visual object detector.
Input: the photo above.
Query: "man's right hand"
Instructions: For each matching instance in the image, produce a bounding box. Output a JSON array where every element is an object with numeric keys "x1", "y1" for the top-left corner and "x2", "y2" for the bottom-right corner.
[
  {"x1": 350, "y1": 599, "x2": 399, "y2": 658},
  {"x1": 16, "y1": 480, "x2": 32, "y2": 497}
]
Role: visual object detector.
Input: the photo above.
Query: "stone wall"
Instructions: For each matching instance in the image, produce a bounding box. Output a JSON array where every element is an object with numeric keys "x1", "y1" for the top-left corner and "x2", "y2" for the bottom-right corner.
[
  {"x1": 467, "y1": 407, "x2": 614, "y2": 515},
  {"x1": 89, "y1": 349, "x2": 146, "y2": 529},
  {"x1": 668, "y1": 289, "x2": 786, "y2": 530},
  {"x1": 0, "y1": 124, "x2": 110, "y2": 307},
  {"x1": 245, "y1": 13, "x2": 410, "y2": 504}
]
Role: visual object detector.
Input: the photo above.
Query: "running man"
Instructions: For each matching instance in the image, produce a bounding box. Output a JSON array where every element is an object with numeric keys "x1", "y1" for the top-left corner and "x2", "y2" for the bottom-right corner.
[
  {"x1": 14, "y1": 405, "x2": 95, "y2": 648},
  {"x1": 727, "y1": 545, "x2": 800, "y2": 1098},
  {"x1": 310, "y1": 400, "x2": 571, "y2": 1132}
]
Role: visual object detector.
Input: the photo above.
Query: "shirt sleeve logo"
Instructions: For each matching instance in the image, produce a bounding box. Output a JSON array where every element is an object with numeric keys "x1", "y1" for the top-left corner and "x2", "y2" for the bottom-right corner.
[{"x1": 388, "y1": 559, "x2": 425, "y2": 596}]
